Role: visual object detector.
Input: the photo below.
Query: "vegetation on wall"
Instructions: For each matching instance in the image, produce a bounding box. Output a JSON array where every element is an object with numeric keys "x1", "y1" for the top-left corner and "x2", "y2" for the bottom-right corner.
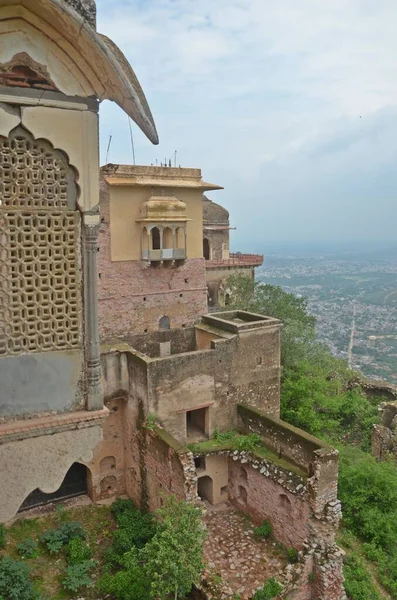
[{"x1": 227, "y1": 274, "x2": 397, "y2": 600}]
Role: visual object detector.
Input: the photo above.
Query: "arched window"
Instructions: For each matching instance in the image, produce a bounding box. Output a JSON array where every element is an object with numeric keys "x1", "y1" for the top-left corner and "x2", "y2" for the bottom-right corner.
[
  {"x1": 176, "y1": 227, "x2": 185, "y2": 249},
  {"x1": 151, "y1": 227, "x2": 161, "y2": 250},
  {"x1": 203, "y1": 238, "x2": 210, "y2": 260},
  {"x1": 159, "y1": 316, "x2": 170, "y2": 331},
  {"x1": 163, "y1": 227, "x2": 172, "y2": 249}
]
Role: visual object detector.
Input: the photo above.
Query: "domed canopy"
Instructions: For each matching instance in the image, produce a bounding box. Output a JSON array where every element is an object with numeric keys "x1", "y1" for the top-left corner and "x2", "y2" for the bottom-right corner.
[
  {"x1": 137, "y1": 196, "x2": 189, "y2": 222},
  {"x1": 0, "y1": 0, "x2": 158, "y2": 144},
  {"x1": 203, "y1": 195, "x2": 229, "y2": 225}
]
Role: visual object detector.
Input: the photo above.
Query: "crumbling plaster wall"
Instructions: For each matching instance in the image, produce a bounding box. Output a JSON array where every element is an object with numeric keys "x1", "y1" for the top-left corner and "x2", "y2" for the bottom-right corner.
[{"x1": 0, "y1": 424, "x2": 102, "y2": 523}]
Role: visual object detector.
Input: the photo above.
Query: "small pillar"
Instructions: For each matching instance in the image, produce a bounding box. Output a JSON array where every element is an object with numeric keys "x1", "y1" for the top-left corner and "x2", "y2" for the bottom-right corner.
[{"x1": 83, "y1": 212, "x2": 103, "y2": 410}]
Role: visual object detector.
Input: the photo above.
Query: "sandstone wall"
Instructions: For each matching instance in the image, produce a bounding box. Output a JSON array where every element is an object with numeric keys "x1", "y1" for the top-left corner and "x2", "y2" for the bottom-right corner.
[{"x1": 98, "y1": 184, "x2": 207, "y2": 341}]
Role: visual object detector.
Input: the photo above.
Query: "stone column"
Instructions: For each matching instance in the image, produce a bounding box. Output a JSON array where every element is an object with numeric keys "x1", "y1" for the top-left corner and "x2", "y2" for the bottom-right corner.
[{"x1": 83, "y1": 213, "x2": 102, "y2": 410}]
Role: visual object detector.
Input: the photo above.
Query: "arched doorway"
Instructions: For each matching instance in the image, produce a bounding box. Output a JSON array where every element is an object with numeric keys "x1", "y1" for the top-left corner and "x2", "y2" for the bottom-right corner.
[
  {"x1": 19, "y1": 463, "x2": 88, "y2": 512},
  {"x1": 198, "y1": 475, "x2": 214, "y2": 504},
  {"x1": 203, "y1": 238, "x2": 210, "y2": 260},
  {"x1": 159, "y1": 315, "x2": 170, "y2": 331}
]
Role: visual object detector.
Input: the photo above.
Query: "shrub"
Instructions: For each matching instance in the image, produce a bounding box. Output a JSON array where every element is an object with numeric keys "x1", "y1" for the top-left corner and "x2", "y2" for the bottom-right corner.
[
  {"x1": 112, "y1": 510, "x2": 157, "y2": 554},
  {"x1": 98, "y1": 549, "x2": 150, "y2": 600},
  {"x1": 61, "y1": 559, "x2": 97, "y2": 593},
  {"x1": 40, "y1": 528, "x2": 64, "y2": 554},
  {"x1": 235, "y1": 434, "x2": 262, "y2": 452},
  {"x1": 343, "y1": 552, "x2": 382, "y2": 600},
  {"x1": 0, "y1": 556, "x2": 41, "y2": 600},
  {"x1": 66, "y1": 537, "x2": 92, "y2": 565},
  {"x1": 286, "y1": 548, "x2": 299, "y2": 563},
  {"x1": 252, "y1": 577, "x2": 283, "y2": 599},
  {"x1": 0, "y1": 524, "x2": 6, "y2": 550},
  {"x1": 41, "y1": 521, "x2": 86, "y2": 554},
  {"x1": 17, "y1": 539, "x2": 38, "y2": 559},
  {"x1": 254, "y1": 521, "x2": 272, "y2": 540},
  {"x1": 111, "y1": 498, "x2": 137, "y2": 520}
]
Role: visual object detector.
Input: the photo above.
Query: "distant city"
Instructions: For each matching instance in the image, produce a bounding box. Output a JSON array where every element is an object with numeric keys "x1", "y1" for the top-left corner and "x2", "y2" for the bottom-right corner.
[{"x1": 257, "y1": 245, "x2": 397, "y2": 383}]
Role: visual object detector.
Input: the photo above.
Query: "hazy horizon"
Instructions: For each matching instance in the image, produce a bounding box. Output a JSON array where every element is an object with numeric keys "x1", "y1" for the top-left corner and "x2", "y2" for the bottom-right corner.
[{"x1": 97, "y1": 0, "x2": 397, "y2": 246}]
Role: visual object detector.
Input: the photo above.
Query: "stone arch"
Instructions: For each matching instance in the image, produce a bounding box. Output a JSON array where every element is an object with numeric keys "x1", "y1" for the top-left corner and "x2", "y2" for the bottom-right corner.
[
  {"x1": 239, "y1": 466, "x2": 248, "y2": 483},
  {"x1": 159, "y1": 315, "x2": 170, "y2": 331},
  {"x1": 238, "y1": 485, "x2": 247, "y2": 505},
  {"x1": 151, "y1": 226, "x2": 161, "y2": 250},
  {"x1": 100, "y1": 456, "x2": 116, "y2": 473},
  {"x1": 162, "y1": 226, "x2": 172, "y2": 249},
  {"x1": 176, "y1": 227, "x2": 185, "y2": 249},
  {"x1": 100, "y1": 475, "x2": 117, "y2": 495},
  {"x1": 197, "y1": 475, "x2": 213, "y2": 504},
  {"x1": 18, "y1": 462, "x2": 89, "y2": 512},
  {"x1": 203, "y1": 238, "x2": 211, "y2": 260}
]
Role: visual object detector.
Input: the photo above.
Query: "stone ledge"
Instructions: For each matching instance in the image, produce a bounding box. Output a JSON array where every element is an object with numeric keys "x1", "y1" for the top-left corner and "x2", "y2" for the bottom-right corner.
[{"x1": 0, "y1": 409, "x2": 109, "y2": 444}]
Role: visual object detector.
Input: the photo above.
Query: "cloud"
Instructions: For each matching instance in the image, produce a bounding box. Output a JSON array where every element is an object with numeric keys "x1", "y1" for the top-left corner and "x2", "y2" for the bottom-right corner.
[{"x1": 96, "y1": 0, "x2": 397, "y2": 245}]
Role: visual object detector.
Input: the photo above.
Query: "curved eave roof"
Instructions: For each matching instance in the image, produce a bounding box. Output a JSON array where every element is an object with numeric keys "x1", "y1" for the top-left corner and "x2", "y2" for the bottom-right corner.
[{"x1": 0, "y1": 0, "x2": 158, "y2": 144}]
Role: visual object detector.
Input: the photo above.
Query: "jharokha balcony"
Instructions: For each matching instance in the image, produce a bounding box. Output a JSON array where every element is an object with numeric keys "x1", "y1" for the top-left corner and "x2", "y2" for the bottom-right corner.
[{"x1": 205, "y1": 252, "x2": 264, "y2": 269}]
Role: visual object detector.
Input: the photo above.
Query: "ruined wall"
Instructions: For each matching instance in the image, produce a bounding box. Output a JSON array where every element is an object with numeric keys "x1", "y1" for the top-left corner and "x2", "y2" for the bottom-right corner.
[
  {"x1": 98, "y1": 183, "x2": 207, "y2": 340},
  {"x1": 146, "y1": 325, "x2": 280, "y2": 442},
  {"x1": 228, "y1": 457, "x2": 310, "y2": 548},
  {"x1": 372, "y1": 400, "x2": 397, "y2": 461},
  {"x1": 129, "y1": 328, "x2": 196, "y2": 358},
  {"x1": 86, "y1": 397, "x2": 126, "y2": 501},
  {"x1": 145, "y1": 427, "x2": 197, "y2": 512}
]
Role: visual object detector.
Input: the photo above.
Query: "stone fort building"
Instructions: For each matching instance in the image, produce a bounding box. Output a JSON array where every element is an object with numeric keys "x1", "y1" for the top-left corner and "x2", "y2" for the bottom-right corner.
[{"x1": 0, "y1": 1, "x2": 345, "y2": 598}]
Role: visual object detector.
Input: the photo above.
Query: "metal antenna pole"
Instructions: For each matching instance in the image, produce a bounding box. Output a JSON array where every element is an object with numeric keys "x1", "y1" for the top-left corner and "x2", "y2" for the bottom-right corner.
[
  {"x1": 127, "y1": 117, "x2": 136, "y2": 165},
  {"x1": 106, "y1": 134, "x2": 112, "y2": 164}
]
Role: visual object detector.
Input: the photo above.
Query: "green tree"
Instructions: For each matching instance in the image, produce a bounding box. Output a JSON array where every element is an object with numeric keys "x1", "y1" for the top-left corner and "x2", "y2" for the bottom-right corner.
[{"x1": 142, "y1": 496, "x2": 206, "y2": 600}]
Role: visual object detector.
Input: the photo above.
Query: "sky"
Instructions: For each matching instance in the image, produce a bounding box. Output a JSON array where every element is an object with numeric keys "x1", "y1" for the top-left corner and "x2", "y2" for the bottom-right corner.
[{"x1": 96, "y1": 0, "x2": 397, "y2": 251}]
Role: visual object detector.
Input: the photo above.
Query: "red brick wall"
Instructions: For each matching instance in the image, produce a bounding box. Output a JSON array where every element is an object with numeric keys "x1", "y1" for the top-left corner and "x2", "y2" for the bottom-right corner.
[
  {"x1": 144, "y1": 430, "x2": 189, "y2": 512},
  {"x1": 98, "y1": 183, "x2": 207, "y2": 341},
  {"x1": 228, "y1": 458, "x2": 310, "y2": 549}
]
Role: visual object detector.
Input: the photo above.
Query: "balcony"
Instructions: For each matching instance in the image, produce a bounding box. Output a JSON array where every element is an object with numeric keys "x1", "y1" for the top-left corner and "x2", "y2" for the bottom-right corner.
[
  {"x1": 206, "y1": 253, "x2": 263, "y2": 268},
  {"x1": 142, "y1": 248, "x2": 186, "y2": 262}
]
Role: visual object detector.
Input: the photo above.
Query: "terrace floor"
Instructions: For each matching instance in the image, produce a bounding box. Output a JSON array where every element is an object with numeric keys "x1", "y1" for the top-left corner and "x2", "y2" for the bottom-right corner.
[{"x1": 202, "y1": 502, "x2": 286, "y2": 599}]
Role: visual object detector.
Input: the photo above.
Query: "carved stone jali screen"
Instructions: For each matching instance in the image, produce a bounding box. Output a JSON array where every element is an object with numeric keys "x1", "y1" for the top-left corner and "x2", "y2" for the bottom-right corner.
[{"x1": 0, "y1": 127, "x2": 81, "y2": 356}]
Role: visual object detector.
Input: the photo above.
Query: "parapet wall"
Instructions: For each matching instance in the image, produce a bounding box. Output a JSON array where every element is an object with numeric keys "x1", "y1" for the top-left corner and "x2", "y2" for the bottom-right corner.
[{"x1": 237, "y1": 404, "x2": 340, "y2": 515}]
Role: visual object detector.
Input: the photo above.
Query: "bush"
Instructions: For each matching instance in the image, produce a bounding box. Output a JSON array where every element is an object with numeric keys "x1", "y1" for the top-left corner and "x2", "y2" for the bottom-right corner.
[
  {"x1": 41, "y1": 521, "x2": 86, "y2": 554},
  {"x1": 66, "y1": 537, "x2": 92, "y2": 564},
  {"x1": 0, "y1": 524, "x2": 6, "y2": 550},
  {"x1": 235, "y1": 433, "x2": 262, "y2": 452},
  {"x1": 343, "y1": 552, "x2": 382, "y2": 600},
  {"x1": 252, "y1": 577, "x2": 283, "y2": 599},
  {"x1": 286, "y1": 548, "x2": 299, "y2": 563},
  {"x1": 112, "y1": 509, "x2": 157, "y2": 556},
  {"x1": 17, "y1": 539, "x2": 38, "y2": 559},
  {"x1": 0, "y1": 556, "x2": 41, "y2": 600},
  {"x1": 61, "y1": 559, "x2": 97, "y2": 593},
  {"x1": 111, "y1": 498, "x2": 137, "y2": 520},
  {"x1": 98, "y1": 549, "x2": 150, "y2": 600},
  {"x1": 40, "y1": 528, "x2": 64, "y2": 554},
  {"x1": 254, "y1": 521, "x2": 272, "y2": 540}
]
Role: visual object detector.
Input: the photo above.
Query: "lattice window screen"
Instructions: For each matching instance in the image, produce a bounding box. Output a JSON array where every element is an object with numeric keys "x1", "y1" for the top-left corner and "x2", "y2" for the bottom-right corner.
[{"x1": 0, "y1": 128, "x2": 81, "y2": 356}]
